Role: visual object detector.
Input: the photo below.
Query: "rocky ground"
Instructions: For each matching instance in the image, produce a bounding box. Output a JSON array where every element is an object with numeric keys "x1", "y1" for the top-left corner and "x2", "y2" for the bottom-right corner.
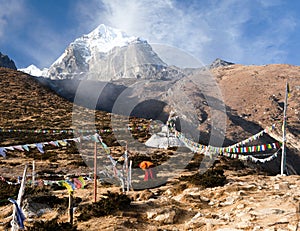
[
  {"x1": 1, "y1": 161, "x2": 300, "y2": 230},
  {"x1": 0, "y1": 64, "x2": 299, "y2": 230}
]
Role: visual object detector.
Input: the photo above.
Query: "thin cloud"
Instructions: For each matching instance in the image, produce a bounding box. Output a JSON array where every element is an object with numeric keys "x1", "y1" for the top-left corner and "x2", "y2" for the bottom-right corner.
[
  {"x1": 0, "y1": 0, "x2": 26, "y2": 39},
  {"x1": 3, "y1": 0, "x2": 297, "y2": 68},
  {"x1": 3, "y1": 1, "x2": 83, "y2": 68},
  {"x1": 242, "y1": 15, "x2": 297, "y2": 64},
  {"x1": 14, "y1": 27, "x2": 71, "y2": 68},
  {"x1": 75, "y1": 0, "x2": 297, "y2": 66}
]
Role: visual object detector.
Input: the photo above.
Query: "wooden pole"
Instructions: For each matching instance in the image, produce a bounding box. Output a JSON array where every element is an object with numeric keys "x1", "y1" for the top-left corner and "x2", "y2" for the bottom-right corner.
[
  {"x1": 11, "y1": 165, "x2": 28, "y2": 231},
  {"x1": 68, "y1": 192, "x2": 73, "y2": 225},
  {"x1": 94, "y1": 141, "x2": 97, "y2": 202},
  {"x1": 129, "y1": 160, "x2": 132, "y2": 191},
  {"x1": 32, "y1": 160, "x2": 35, "y2": 187},
  {"x1": 125, "y1": 142, "x2": 129, "y2": 192},
  {"x1": 281, "y1": 82, "x2": 288, "y2": 175}
]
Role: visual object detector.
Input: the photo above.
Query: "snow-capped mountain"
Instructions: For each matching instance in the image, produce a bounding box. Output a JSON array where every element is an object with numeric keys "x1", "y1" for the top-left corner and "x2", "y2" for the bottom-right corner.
[
  {"x1": 19, "y1": 64, "x2": 48, "y2": 77},
  {"x1": 47, "y1": 24, "x2": 167, "y2": 80}
]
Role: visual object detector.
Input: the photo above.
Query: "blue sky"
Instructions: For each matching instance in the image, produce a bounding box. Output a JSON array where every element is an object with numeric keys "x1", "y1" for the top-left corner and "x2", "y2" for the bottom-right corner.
[{"x1": 0, "y1": 0, "x2": 300, "y2": 68}]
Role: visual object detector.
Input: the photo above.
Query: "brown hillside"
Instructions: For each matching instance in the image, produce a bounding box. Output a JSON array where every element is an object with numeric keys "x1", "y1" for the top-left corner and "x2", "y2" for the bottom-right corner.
[
  {"x1": 0, "y1": 65, "x2": 299, "y2": 230},
  {"x1": 0, "y1": 67, "x2": 73, "y2": 129},
  {"x1": 0, "y1": 67, "x2": 150, "y2": 177},
  {"x1": 212, "y1": 64, "x2": 300, "y2": 174},
  {"x1": 214, "y1": 64, "x2": 299, "y2": 135},
  {"x1": 217, "y1": 65, "x2": 298, "y2": 148}
]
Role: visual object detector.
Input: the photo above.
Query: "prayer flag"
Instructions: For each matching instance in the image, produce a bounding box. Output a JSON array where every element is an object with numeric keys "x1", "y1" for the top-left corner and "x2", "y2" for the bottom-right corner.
[
  {"x1": 8, "y1": 198, "x2": 26, "y2": 229},
  {"x1": 78, "y1": 176, "x2": 86, "y2": 188},
  {"x1": 22, "y1": 145, "x2": 29, "y2": 151},
  {"x1": 62, "y1": 181, "x2": 74, "y2": 194},
  {"x1": 35, "y1": 143, "x2": 44, "y2": 154},
  {"x1": 13, "y1": 145, "x2": 24, "y2": 151},
  {"x1": 73, "y1": 178, "x2": 83, "y2": 189},
  {"x1": 5, "y1": 146, "x2": 14, "y2": 151},
  {"x1": 0, "y1": 148, "x2": 6, "y2": 157}
]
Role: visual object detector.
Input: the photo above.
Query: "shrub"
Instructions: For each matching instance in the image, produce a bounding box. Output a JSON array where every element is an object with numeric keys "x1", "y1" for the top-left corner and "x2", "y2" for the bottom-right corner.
[
  {"x1": 180, "y1": 168, "x2": 227, "y2": 188},
  {"x1": 27, "y1": 218, "x2": 77, "y2": 231},
  {"x1": 0, "y1": 181, "x2": 19, "y2": 206},
  {"x1": 77, "y1": 191, "x2": 131, "y2": 221}
]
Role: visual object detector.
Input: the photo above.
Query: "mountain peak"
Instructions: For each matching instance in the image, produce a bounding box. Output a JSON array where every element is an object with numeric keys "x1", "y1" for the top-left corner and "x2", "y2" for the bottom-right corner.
[
  {"x1": 209, "y1": 58, "x2": 235, "y2": 69},
  {"x1": 76, "y1": 24, "x2": 140, "y2": 54},
  {"x1": 19, "y1": 64, "x2": 48, "y2": 77},
  {"x1": 88, "y1": 24, "x2": 128, "y2": 40},
  {"x1": 0, "y1": 52, "x2": 17, "y2": 70},
  {"x1": 48, "y1": 24, "x2": 165, "y2": 80}
]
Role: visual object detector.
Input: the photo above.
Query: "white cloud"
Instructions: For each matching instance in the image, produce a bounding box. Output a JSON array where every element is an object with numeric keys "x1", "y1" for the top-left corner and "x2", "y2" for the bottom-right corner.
[
  {"x1": 96, "y1": 0, "x2": 253, "y2": 64},
  {"x1": 4, "y1": 0, "x2": 296, "y2": 68},
  {"x1": 65, "y1": 0, "x2": 298, "y2": 66}
]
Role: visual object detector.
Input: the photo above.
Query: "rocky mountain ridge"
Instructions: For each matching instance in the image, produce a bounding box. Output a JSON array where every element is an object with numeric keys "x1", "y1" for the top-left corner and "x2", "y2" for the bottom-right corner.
[{"x1": 0, "y1": 52, "x2": 17, "y2": 70}]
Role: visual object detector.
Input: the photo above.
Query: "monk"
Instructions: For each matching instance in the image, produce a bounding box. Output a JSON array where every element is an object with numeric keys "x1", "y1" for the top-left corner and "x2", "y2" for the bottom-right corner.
[{"x1": 139, "y1": 161, "x2": 157, "y2": 181}]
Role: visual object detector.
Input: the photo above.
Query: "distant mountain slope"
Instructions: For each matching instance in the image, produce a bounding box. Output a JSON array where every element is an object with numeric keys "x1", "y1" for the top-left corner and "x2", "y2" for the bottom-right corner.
[
  {"x1": 213, "y1": 64, "x2": 300, "y2": 136},
  {"x1": 211, "y1": 63, "x2": 300, "y2": 173}
]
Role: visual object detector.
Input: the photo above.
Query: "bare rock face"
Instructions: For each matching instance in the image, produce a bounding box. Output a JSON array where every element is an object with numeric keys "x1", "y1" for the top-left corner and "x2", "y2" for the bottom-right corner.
[
  {"x1": 48, "y1": 41, "x2": 167, "y2": 80},
  {"x1": 47, "y1": 44, "x2": 89, "y2": 80},
  {"x1": 0, "y1": 52, "x2": 17, "y2": 70},
  {"x1": 87, "y1": 42, "x2": 167, "y2": 81}
]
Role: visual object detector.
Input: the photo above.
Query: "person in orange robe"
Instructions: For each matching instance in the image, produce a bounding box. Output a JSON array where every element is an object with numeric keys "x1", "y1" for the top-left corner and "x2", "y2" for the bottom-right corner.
[{"x1": 139, "y1": 161, "x2": 157, "y2": 181}]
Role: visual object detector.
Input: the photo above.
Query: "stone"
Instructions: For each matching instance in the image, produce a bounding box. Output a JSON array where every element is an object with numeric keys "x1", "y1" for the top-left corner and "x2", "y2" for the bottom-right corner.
[
  {"x1": 268, "y1": 217, "x2": 289, "y2": 226},
  {"x1": 186, "y1": 212, "x2": 203, "y2": 225},
  {"x1": 238, "y1": 190, "x2": 247, "y2": 196},
  {"x1": 172, "y1": 193, "x2": 185, "y2": 202},
  {"x1": 236, "y1": 221, "x2": 252, "y2": 229},
  {"x1": 216, "y1": 228, "x2": 243, "y2": 231},
  {"x1": 147, "y1": 207, "x2": 178, "y2": 224},
  {"x1": 252, "y1": 226, "x2": 262, "y2": 231},
  {"x1": 200, "y1": 196, "x2": 210, "y2": 202},
  {"x1": 250, "y1": 208, "x2": 285, "y2": 216},
  {"x1": 164, "y1": 188, "x2": 173, "y2": 196},
  {"x1": 242, "y1": 184, "x2": 257, "y2": 190},
  {"x1": 220, "y1": 196, "x2": 236, "y2": 206},
  {"x1": 208, "y1": 200, "x2": 215, "y2": 206},
  {"x1": 183, "y1": 187, "x2": 201, "y2": 196},
  {"x1": 154, "y1": 210, "x2": 176, "y2": 224},
  {"x1": 279, "y1": 182, "x2": 290, "y2": 190},
  {"x1": 287, "y1": 223, "x2": 298, "y2": 231},
  {"x1": 236, "y1": 203, "x2": 245, "y2": 209}
]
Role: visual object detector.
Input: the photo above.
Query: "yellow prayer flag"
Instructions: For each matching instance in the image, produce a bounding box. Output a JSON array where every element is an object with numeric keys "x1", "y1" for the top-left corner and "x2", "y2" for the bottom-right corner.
[
  {"x1": 78, "y1": 176, "x2": 86, "y2": 188},
  {"x1": 62, "y1": 181, "x2": 73, "y2": 194}
]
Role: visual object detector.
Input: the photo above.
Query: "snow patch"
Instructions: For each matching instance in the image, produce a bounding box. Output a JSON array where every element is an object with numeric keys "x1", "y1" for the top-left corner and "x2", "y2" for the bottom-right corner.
[
  {"x1": 52, "y1": 24, "x2": 141, "y2": 66},
  {"x1": 19, "y1": 64, "x2": 48, "y2": 77}
]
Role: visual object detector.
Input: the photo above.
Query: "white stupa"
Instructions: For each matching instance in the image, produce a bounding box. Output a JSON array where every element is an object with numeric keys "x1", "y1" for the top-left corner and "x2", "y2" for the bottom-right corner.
[{"x1": 145, "y1": 125, "x2": 184, "y2": 149}]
